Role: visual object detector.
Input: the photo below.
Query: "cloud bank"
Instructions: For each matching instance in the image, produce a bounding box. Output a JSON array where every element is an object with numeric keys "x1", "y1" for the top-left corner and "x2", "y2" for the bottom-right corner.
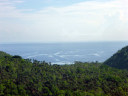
[{"x1": 0, "y1": 0, "x2": 128, "y2": 43}]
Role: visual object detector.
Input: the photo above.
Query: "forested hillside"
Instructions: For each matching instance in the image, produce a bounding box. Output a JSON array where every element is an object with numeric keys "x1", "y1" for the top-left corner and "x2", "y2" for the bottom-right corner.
[
  {"x1": 0, "y1": 51, "x2": 128, "y2": 96},
  {"x1": 104, "y1": 46, "x2": 128, "y2": 70},
  {"x1": 0, "y1": 51, "x2": 11, "y2": 58}
]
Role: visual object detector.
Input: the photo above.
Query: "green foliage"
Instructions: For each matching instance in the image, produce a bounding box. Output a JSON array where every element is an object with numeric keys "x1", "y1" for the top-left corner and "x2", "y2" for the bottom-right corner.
[
  {"x1": 0, "y1": 51, "x2": 11, "y2": 58},
  {"x1": 12, "y1": 55, "x2": 22, "y2": 59},
  {"x1": 0, "y1": 84, "x2": 6, "y2": 95},
  {"x1": 0, "y1": 50, "x2": 128, "y2": 96},
  {"x1": 104, "y1": 45, "x2": 128, "y2": 70}
]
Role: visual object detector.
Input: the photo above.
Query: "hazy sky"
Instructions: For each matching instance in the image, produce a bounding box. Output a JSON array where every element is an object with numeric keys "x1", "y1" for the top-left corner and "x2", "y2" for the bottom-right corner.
[{"x1": 0, "y1": 0, "x2": 128, "y2": 43}]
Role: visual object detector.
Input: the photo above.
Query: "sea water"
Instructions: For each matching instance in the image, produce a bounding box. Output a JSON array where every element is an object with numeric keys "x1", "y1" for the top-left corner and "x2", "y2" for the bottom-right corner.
[{"x1": 0, "y1": 42, "x2": 128, "y2": 64}]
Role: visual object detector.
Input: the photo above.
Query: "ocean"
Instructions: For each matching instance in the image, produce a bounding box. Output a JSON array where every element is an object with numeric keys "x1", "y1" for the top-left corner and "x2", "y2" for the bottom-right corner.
[{"x1": 0, "y1": 42, "x2": 128, "y2": 64}]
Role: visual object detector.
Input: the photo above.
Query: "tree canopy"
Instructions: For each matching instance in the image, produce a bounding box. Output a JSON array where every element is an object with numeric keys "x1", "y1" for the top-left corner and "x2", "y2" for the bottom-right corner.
[
  {"x1": 104, "y1": 46, "x2": 128, "y2": 70},
  {"x1": 0, "y1": 47, "x2": 128, "y2": 96}
]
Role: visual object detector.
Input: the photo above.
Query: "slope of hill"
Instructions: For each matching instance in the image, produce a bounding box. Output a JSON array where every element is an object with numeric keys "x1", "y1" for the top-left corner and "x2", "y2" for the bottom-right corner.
[
  {"x1": 0, "y1": 51, "x2": 11, "y2": 58},
  {"x1": 104, "y1": 46, "x2": 128, "y2": 69}
]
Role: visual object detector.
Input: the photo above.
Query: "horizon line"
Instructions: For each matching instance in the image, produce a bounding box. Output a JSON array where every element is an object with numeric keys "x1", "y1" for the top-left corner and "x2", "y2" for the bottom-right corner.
[{"x1": 0, "y1": 40, "x2": 128, "y2": 44}]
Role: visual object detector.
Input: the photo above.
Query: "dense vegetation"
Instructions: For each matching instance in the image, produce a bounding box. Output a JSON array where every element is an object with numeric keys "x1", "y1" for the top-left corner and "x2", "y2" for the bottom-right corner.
[
  {"x1": 0, "y1": 51, "x2": 11, "y2": 58},
  {"x1": 1, "y1": 48, "x2": 128, "y2": 96},
  {"x1": 104, "y1": 46, "x2": 128, "y2": 70}
]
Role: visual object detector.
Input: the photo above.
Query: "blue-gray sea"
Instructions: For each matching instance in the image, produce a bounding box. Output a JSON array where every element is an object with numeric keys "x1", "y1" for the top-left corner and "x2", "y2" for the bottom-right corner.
[{"x1": 0, "y1": 42, "x2": 128, "y2": 64}]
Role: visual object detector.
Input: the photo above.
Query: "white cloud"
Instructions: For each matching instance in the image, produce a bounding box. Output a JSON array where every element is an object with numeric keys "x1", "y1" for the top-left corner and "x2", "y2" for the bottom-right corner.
[
  {"x1": 0, "y1": 0, "x2": 24, "y2": 18},
  {"x1": 0, "y1": 0, "x2": 128, "y2": 43}
]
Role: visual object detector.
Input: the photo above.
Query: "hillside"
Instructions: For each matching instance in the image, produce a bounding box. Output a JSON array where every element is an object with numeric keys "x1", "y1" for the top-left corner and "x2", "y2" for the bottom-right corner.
[
  {"x1": 1, "y1": 51, "x2": 128, "y2": 96},
  {"x1": 104, "y1": 46, "x2": 128, "y2": 70},
  {"x1": 0, "y1": 51, "x2": 11, "y2": 58}
]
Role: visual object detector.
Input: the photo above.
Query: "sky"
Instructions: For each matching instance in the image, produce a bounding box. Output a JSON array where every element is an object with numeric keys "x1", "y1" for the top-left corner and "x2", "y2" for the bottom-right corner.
[{"x1": 0, "y1": 0, "x2": 128, "y2": 43}]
